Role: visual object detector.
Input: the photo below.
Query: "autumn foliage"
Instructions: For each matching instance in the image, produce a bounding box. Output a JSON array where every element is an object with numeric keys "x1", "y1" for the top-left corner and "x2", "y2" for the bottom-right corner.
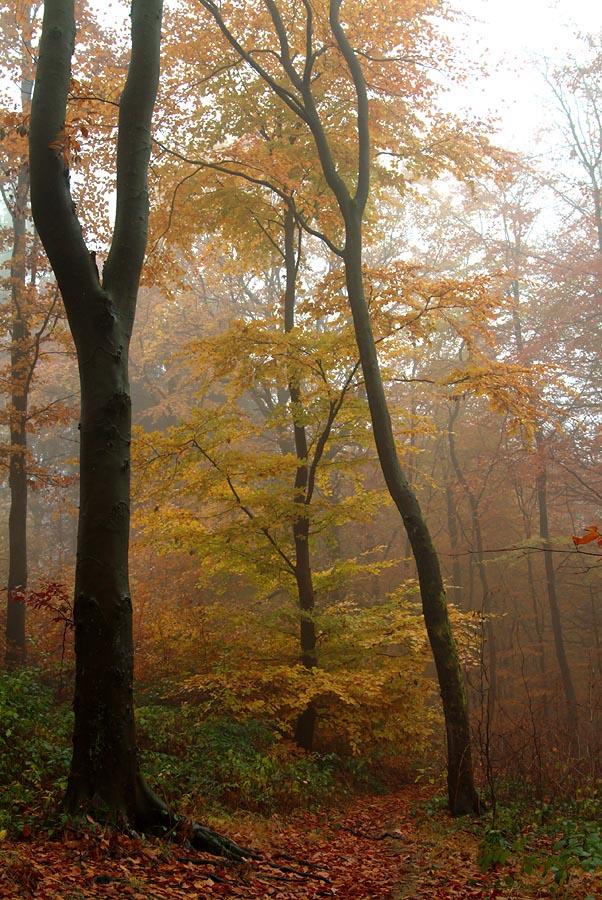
[{"x1": 0, "y1": 0, "x2": 601, "y2": 896}]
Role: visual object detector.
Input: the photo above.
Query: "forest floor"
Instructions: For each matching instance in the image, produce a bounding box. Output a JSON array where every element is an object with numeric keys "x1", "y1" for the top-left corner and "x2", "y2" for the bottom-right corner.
[{"x1": 0, "y1": 788, "x2": 600, "y2": 899}]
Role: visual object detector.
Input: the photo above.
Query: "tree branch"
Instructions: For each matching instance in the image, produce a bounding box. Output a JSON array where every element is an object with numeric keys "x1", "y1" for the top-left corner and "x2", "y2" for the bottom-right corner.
[
  {"x1": 103, "y1": 0, "x2": 163, "y2": 325},
  {"x1": 29, "y1": 0, "x2": 99, "y2": 339},
  {"x1": 329, "y1": 0, "x2": 370, "y2": 213}
]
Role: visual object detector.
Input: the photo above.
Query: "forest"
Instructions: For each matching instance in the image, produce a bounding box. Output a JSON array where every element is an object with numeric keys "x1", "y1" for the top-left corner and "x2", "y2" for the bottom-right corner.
[{"x1": 0, "y1": 0, "x2": 601, "y2": 897}]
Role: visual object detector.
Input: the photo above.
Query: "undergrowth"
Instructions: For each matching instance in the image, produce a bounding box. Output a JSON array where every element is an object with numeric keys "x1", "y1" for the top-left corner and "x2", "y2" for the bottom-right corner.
[
  {"x1": 136, "y1": 704, "x2": 356, "y2": 815},
  {"x1": 0, "y1": 669, "x2": 72, "y2": 832},
  {"x1": 461, "y1": 781, "x2": 602, "y2": 892},
  {"x1": 0, "y1": 669, "x2": 384, "y2": 835}
]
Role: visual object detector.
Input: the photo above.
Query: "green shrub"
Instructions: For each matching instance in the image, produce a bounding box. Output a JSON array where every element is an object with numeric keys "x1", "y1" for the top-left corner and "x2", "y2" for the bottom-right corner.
[
  {"x1": 137, "y1": 706, "x2": 341, "y2": 814},
  {"x1": 544, "y1": 820, "x2": 602, "y2": 885},
  {"x1": 478, "y1": 828, "x2": 512, "y2": 871},
  {"x1": 474, "y1": 787, "x2": 602, "y2": 889},
  {"x1": 0, "y1": 681, "x2": 384, "y2": 830},
  {"x1": 0, "y1": 669, "x2": 72, "y2": 831}
]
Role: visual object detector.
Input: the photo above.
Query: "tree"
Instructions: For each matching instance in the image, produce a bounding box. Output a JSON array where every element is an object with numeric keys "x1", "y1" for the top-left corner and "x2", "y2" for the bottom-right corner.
[
  {"x1": 545, "y1": 35, "x2": 602, "y2": 257},
  {"x1": 193, "y1": 0, "x2": 482, "y2": 815},
  {"x1": 0, "y1": 1, "x2": 68, "y2": 667},
  {"x1": 0, "y1": 0, "x2": 35, "y2": 664},
  {"x1": 28, "y1": 0, "x2": 168, "y2": 827}
]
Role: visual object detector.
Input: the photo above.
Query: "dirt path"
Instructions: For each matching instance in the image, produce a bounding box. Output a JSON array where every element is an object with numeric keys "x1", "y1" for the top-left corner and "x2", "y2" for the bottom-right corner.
[{"x1": 0, "y1": 790, "x2": 599, "y2": 898}]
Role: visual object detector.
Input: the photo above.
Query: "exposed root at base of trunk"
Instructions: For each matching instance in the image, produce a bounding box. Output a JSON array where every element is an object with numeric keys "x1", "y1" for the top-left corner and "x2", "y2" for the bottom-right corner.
[
  {"x1": 64, "y1": 774, "x2": 257, "y2": 862},
  {"x1": 188, "y1": 822, "x2": 259, "y2": 861}
]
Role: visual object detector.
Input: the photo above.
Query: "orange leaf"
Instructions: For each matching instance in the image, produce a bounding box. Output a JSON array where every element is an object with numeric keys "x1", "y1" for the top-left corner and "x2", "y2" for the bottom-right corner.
[{"x1": 572, "y1": 525, "x2": 602, "y2": 546}]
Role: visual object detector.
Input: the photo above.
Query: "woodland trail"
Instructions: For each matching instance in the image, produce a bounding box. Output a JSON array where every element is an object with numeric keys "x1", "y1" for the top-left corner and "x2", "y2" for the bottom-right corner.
[{"x1": 0, "y1": 789, "x2": 599, "y2": 898}]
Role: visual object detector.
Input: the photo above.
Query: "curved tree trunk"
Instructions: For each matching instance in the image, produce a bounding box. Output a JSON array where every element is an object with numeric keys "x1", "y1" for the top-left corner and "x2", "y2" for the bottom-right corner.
[
  {"x1": 194, "y1": 0, "x2": 480, "y2": 816},
  {"x1": 342, "y1": 211, "x2": 480, "y2": 815}
]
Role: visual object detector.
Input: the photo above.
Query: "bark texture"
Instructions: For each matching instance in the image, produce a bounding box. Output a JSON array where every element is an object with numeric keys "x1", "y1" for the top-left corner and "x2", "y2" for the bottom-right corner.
[{"x1": 29, "y1": 0, "x2": 167, "y2": 826}]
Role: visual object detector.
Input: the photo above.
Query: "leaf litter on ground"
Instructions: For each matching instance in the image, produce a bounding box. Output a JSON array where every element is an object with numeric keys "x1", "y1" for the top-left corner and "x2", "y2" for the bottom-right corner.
[{"x1": 1, "y1": 788, "x2": 600, "y2": 898}]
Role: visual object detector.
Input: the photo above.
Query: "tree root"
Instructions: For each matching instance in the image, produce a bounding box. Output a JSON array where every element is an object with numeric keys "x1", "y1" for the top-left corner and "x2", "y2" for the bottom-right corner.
[
  {"x1": 188, "y1": 822, "x2": 258, "y2": 861},
  {"x1": 131, "y1": 776, "x2": 258, "y2": 861},
  {"x1": 262, "y1": 857, "x2": 332, "y2": 883}
]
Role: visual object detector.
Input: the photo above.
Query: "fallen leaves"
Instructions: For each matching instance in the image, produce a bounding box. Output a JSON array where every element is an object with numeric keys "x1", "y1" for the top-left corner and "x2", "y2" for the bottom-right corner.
[{"x1": 0, "y1": 789, "x2": 599, "y2": 898}]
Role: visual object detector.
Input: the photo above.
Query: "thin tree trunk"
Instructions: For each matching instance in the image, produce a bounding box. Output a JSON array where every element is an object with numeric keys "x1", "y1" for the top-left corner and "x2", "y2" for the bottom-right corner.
[
  {"x1": 5, "y1": 161, "x2": 30, "y2": 667},
  {"x1": 447, "y1": 403, "x2": 497, "y2": 709},
  {"x1": 519, "y1": 508, "x2": 546, "y2": 677},
  {"x1": 5, "y1": 20, "x2": 35, "y2": 667},
  {"x1": 513, "y1": 290, "x2": 577, "y2": 741},
  {"x1": 536, "y1": 434, "x2": 579, "y2": 745},
  {"x1": 342, "y1": 212, "x2": 479, "y2": 814},
  {"x1": 401, "y1": 360, "x2": 418, "y2": 579},
  {"x1": 197, "y1": 0, "x2": 480, "y2": 815},
  {"x1": 444, "y1": 477, "x2": 463, "y2": 607},
  {"x1": 282, "y1": 208, "x2": 318, "y2": 750}
]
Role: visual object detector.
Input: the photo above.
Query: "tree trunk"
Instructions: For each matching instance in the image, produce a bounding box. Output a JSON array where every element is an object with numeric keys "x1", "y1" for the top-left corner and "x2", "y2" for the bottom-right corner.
[
  {"x1": 5, "y1": 19, "x2": 35, "y2": 666},
  {"x1": 521, "y1": 513, "x2": 546, "y2": 677},
  {"x1": 513, "y1": 287, "x2": 577, "y2": 741},
  {"x1": 65, "y1": 338, "x2": 153, "y2": 820},
  {"x1": 283, "y1": 208, "x2": 318, "y2": 751},
  {"x1": 29, "y1": 0, "x2": 169, "y2": 827},
  {"x1": 342, "y1": 209, "x2": 479, "y2": 815},
  {"x1": 444, "y1": 477, "x2": 463, "y2": 606},
  {"x1": 536, "y1": 435, "x2": 579, "y2": 745},
  {"x1": 195, "y1": 0, "x2": 480, "y2": 817},
  {"x1": 5, "y1": 161, "x2": 30, "y2": 667},
  {"x1": 447, "y1": 403, "x2": 497, "y2": 709}
]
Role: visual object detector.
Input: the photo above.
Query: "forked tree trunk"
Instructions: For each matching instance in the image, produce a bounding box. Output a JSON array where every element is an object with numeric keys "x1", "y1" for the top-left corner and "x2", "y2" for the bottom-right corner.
[
  {"x1": 29, "y1": 0, "x2": 169, "y2": 827},
  {"x1": 194, "y1": 0, "x2": 480, "y2": 816}
]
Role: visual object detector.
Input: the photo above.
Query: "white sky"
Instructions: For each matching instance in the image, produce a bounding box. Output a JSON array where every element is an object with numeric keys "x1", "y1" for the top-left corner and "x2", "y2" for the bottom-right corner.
[
  {"x1": 86, "y1": 0, "x2": 601, "y2": 159},
  {"x1": 451, "y1": 0, "x2": 602, "y2": 152}
]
